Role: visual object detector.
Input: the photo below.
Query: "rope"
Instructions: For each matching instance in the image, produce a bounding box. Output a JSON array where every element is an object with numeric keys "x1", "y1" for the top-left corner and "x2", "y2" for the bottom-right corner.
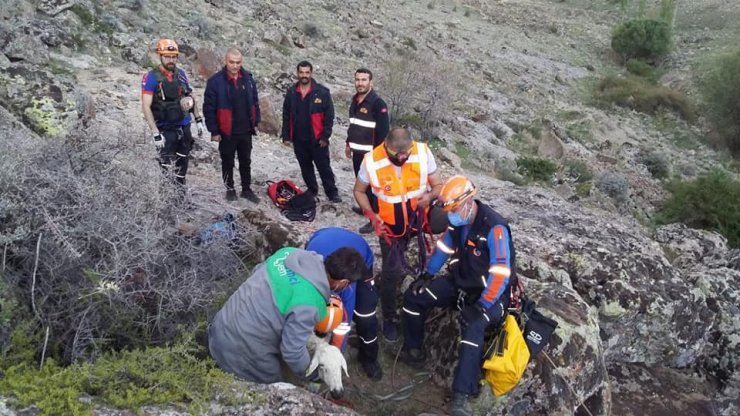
[{"x1": 542, "y1": 351, "x2": 595, "y2": 416}]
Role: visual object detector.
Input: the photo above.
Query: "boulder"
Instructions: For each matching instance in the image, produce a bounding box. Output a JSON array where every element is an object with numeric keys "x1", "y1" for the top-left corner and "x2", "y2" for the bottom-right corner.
[
  {"x1": 36, "y1": 0, "x2": 77, "y2": 16},
  {"x1": 537, "y1": 128, "x2": 564, "y2": 160},
  {"x1": 193, "y1": 48, "x2": 222, "y2": 81},
  {"x1": 257, "y1": 94, "x2": 280, "y2": 137},
  {"x1": 423, "y1": 280, "x2": 610, "y2": 415}
]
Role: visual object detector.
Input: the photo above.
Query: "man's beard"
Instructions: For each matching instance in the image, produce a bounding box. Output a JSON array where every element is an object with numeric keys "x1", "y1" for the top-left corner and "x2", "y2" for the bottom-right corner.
[
  {"x1": 299, "y1": 77, "x2": 310, "y2": 84},
  {"x1": 164, "y1": 62, "x2": 176, "y2": 71}
]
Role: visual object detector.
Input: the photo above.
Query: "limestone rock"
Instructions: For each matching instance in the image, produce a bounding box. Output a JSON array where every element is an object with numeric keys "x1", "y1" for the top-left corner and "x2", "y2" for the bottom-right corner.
[
  {"x1": 257, "y1": 95, "x2": 280, "y2": 137},
  {"x1": 537, "y1": 128, "x2": 564, "y2": 159},
  {"x1": 37, "y1": 0, "x2": 77, "y2": 16},
  {"x1": 436, "y1": 147, "x2": 462, "y2": 170}
]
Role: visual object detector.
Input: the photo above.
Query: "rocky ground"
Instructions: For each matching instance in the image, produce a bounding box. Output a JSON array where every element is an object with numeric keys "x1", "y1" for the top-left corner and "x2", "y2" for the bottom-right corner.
[{"x1": 1, "y1": 0, "x2": 739, "y2": 415}]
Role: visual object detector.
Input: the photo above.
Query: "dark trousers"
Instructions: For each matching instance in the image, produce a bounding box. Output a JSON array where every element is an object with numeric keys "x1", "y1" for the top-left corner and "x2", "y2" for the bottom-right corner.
[
  {"x1": 402, "y1": 275, "x2": 506, "y2": 395},
  {"x1": 378, "y1": 236, "x2": 410, "y2": 322},
  {"x1": 352, "y1": 150, "x2": 377, "y2": 211},
  {"x1": 293, "y1": 139, "x2": 338, "y2": 198},
  {"x1": 219, "y1": 133, "x2": 252, "y2": 191},
  {"x1": 354, "y1": 279, "x2": 380, "y2": 363},
  {"x1": 159, "y1": 124, "x2": 193, "y2": 185}
]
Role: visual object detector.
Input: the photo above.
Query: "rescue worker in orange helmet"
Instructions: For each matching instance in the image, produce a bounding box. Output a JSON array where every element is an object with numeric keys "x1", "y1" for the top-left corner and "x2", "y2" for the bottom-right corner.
[
  {"x1": 141, "y1": 38, "x2": 204, "y2": 187},
  {"x1": 352, "y1": 126, "x2": 444, "y2": 343},
  {"x1": 208, "y1": 246, "x2": 363, "y2": 384},
  {"x1": 401, "y1": 175, "x2": 519, "y2": 416}
]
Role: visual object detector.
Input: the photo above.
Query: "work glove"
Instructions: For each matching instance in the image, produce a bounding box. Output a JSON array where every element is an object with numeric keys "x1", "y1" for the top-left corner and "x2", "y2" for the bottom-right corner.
[
  {"x1": 306, "y1": 365, "x2": 321, "y2": 382},
  {"x1": 460, "y1": 303, "x2": 488, "y2": 327},
  {"x1": 195, "y1": 117, "x2": 204, "y2": 138},
  {"x1": 410, "y1": 271, "x2": 434, "y2": 295},
  {"x1": 153, "y1": 133, "x2": 165, "y2": 150},
  {"x1": 364, "y1": 209, "x2": 391, "y2": 245}
]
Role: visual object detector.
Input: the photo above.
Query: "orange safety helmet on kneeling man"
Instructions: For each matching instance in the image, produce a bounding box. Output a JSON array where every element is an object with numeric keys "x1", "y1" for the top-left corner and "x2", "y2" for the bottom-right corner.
[
  {"x1": 437, "y1": 175, "x2": 476, "y2": 212},
  {"x1": 314, "y1": 295, "x2": 345, "y2": 334}
]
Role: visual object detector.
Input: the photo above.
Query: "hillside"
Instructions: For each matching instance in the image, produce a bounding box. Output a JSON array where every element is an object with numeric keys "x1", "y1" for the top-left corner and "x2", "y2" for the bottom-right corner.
[{"x1": 1, "y1": 0, "x2": 739, "y2": 415}]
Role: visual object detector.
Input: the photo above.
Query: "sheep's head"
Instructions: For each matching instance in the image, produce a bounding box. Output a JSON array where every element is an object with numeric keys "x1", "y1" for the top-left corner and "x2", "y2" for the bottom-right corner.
[{"x1": 307, "y1": 343, "x2": 348, "y2": 398}]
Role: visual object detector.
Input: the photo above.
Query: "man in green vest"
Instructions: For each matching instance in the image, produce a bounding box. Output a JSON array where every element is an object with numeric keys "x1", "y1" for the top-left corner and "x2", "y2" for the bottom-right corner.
[{"x1": 208, "y1": 246, "x2": 365, "y2": 383}]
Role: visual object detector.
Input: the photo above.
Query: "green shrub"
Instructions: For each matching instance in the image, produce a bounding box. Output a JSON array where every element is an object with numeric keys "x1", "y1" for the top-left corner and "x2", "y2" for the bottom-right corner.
[
  {"x1": 597, "y1": 172, "x2": 630, "y2": 204},
  {"x1": 516, "y1": 157, "x2": 557, "y2": 183},
  {"x1": 701, "y1": 48, "x2": 740, "y2": 154},
  {"x1": 625, "y1": 59, "x2": 655, "y2": 78},
  {"x1": 0, "y1": 336, "x2": 261, "y2": 415},
  {"x1": 494, "y1": 160, "x2": 526, "y2": 186},
  {"x1": 593, "y1": 74, "x2": 694, "y2": 120},
  {"x1": 564, "y1": 159, "x2": 593, "y2": 183},
  {"x1": 657, "y1": 169, "x2": 740, "y2": 247},
  {"x1": 576, "y1": 182, "x2": 592, "y2": 198},
  {"x1": 611, "y1": 19, "x2": 672, "y2": 61},
  {"x1": 638, "y1": 149, "x2": 670, "y2": 178}
]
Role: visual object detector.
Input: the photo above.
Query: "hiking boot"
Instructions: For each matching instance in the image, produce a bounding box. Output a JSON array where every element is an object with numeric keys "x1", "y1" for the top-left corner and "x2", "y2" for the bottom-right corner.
[
  {"x1": 401, "y1": 348, "x2": 426, "y2": 370},
  {"x1": 359, "y1": 221, "x2": 374, "y2": 234},
  {"x1": 382, "y1": 319, "x2": 398, "y2": 343},
  {"x1": 450, "y1": 392, "x2": 472, "y2": 416},
  {"x1": 240, "y1": 188, "x2": 260, "y2": 203},
  {"x1": 328, "y1": 194, "x2": 342, "y2": 203},
  {"x1": 225, "y1": 190, "x2": 238, "y2": 201},
  {"x1": 351, "y1": 206, "x2": 364, "y2": 215},
  {"x1": 360, "y1": 360, "x2": 383, "y2": 381}
]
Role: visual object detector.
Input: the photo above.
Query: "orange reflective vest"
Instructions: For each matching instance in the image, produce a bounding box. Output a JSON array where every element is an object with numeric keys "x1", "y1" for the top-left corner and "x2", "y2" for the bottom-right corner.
[{"x1": 364, "y1": 141, "x2": 430, "y2": 234}]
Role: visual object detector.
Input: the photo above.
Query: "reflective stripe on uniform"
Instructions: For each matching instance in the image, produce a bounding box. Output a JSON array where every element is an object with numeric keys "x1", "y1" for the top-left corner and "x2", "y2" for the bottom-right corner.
[
  {"x1": 354, "y1": 309, "x2": 377, "y2": 318},
  {"x1": 349, "y1": 142, "x2": 374, "y2": 152},
  {"x1": 402, "y1": 307, "x2": 421, "y2": 316},
  {"x1": 489, "y1": 264, "x2": 512, "y2": 277},
  {"x1": 424, "y1": 287, "x2": 438, "y2": 300},
  {"x1": 349, "y1": 117, "x2": 377, "y2": 128},
  {"x1": 460, "y1": 340, "x2": 479, "y2": 348},
  {"x1": 416, "y1": 143, "x2": 429, "y2": 190},
  {"x1": 436, "y1": 240, "x2": 455, "y2": 254},
  {"x1": 360, "y1": 336, "x2": 378, "y2": 344}
]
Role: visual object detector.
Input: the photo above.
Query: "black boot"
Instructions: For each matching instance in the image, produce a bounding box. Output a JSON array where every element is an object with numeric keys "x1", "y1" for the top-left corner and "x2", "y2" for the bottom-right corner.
[{"x1": 360, "y1": 360, "x2": 383, "y2": 381}]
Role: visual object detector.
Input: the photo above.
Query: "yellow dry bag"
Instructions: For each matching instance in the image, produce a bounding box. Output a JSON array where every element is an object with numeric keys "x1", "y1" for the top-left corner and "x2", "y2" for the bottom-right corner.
[{"x1": 482, "y1": 314, "x2": 530, "y2": 396}]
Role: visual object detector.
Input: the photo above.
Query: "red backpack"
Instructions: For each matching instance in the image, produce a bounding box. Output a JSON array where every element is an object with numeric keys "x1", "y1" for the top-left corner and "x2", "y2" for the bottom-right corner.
[{"x1": 266, "y1": 180, "x2": 303, "y2": 209}]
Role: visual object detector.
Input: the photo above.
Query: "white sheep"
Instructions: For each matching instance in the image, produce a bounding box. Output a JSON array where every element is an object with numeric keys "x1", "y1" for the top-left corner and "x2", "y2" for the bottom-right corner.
[{"x1": 306, "y1": 333, "x2": 349, "y2": 398}]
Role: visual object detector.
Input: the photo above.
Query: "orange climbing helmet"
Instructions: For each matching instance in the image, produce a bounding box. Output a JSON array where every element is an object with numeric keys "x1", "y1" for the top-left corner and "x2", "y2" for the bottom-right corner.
[
  {"x1": 437, "y1": 175, "x2": 477, "y2": 212},
  {"x1": 156, "y1": 38, "x2": 179, "y2": 56},
  {"x1": 315, "y1": 295, "x2": 345, "y2": 334}
]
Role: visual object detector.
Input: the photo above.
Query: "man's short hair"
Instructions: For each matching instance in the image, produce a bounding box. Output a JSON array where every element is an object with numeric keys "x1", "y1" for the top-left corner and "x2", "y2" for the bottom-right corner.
[
  {"x1": 325, "y1": 247, "x2": 364, "y2": 282},
  {"x1": 225, "y1": 47, "x2": 242, "y2": 58},
  {"x1": 297, "y1": 60, "x2": 313, "y2": 72},
  {"x1": 355, "y1": 68, "x2": 373, "y2": 80},
  {"x1": 386, "y1": 127, "x2": 412, "y2": 147}
]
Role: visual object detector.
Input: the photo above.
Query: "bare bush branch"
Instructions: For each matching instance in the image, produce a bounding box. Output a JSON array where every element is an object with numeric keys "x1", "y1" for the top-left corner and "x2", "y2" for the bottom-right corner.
[{"x1": 1, "y1": 125, "x2": 258, "y2": 362}]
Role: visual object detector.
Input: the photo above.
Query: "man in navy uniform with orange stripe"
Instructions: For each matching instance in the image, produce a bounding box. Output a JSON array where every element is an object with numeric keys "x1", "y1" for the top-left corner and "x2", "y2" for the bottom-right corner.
[{"x1": 400, "y1": 175, "x2": 517, "y2": 416}]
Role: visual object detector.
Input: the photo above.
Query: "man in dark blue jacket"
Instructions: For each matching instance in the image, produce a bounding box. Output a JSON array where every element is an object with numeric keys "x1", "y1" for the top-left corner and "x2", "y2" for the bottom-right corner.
[
  {"x1": 305, "y1": 227, "x2": 383, "y2": 380},
  {"x1": 204, "y1": 48, "x2": 261, "y2": 202},
  {"x1": 402, "y1": 175, "x2": 517, "y2": 416},
  {"x1": 281, "y1": 61, "x2": 340, "y2": 203}
]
